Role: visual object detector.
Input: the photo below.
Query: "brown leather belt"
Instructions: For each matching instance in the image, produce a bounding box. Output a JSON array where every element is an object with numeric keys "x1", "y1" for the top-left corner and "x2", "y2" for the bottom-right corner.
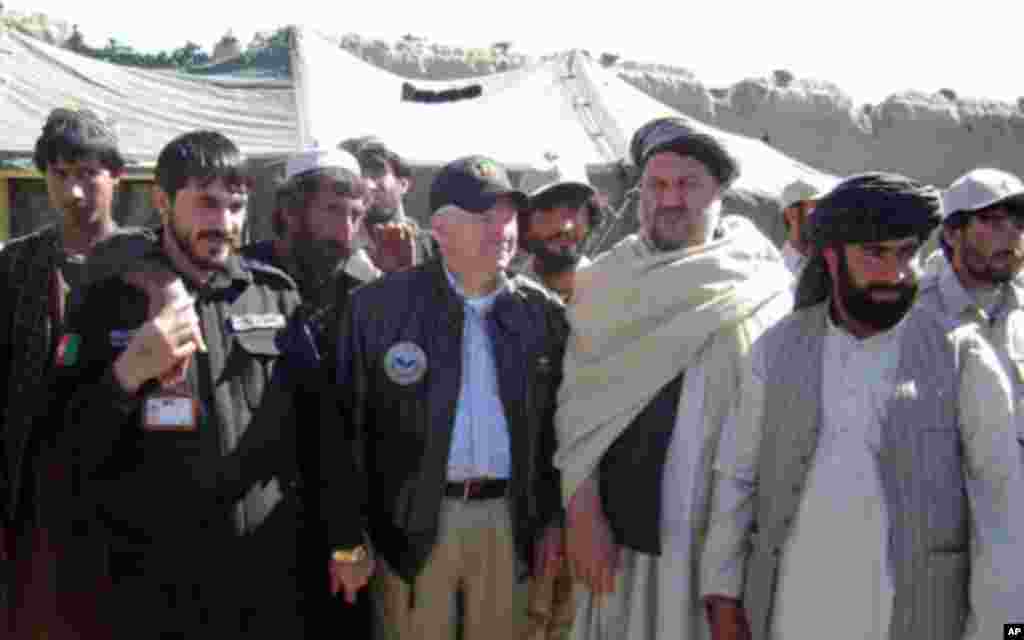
[{"x1": 444, "y1": 478, "x2": 509, "y2": 501}]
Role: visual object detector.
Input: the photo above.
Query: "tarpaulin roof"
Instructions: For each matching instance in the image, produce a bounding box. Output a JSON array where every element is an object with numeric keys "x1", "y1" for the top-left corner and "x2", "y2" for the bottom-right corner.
[
  {"x1": 289, "y1": 27, "x2": 836, "y2": 197},
  {"x1": 1, "y1": 24, "x2": 835, "y2": 203},
  {"x1": 290, "y1": 27, "x2": 602, "y2": 176},
  {"x1": 0, "y1": 28, "x2": 300, "y2": 163}
]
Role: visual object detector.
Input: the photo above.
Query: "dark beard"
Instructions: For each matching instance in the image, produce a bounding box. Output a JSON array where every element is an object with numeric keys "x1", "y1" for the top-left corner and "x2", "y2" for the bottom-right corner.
[
  {"x1": 294, "y1": 236, "x2": 348, "y2": 292},
  {"x1": 522, "y1": 238, "x2": 583, "y2": 275},
  {"x1": 835, "y1": 253, "x2": 917, "y2": 332},
  {"x1": 366, "y1": 204, "x2": 399, "y2": 226},
  {"x1": 962, "y1": 243, "x2": 1024, "y2": 285},
  {"x1": 171, "y1": 223, "x2": 240, "y2": 271}
]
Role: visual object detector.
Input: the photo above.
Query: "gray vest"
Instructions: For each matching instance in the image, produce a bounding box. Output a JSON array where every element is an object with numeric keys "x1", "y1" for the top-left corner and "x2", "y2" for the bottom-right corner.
[{"x1": 744, "y1": 302, "x2": 969, "y2": 640}]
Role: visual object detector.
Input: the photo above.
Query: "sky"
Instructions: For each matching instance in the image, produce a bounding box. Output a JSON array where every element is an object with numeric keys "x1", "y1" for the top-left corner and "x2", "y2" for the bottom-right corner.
[{"x1": 9, "y1": 0, "x2": 1023, "y2": 107}]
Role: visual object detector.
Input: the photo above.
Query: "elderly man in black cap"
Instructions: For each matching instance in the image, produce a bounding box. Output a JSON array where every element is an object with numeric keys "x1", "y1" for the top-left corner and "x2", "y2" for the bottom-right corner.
[
  {"x1": 701, "y1": 172, "x2": 1023, "y2": 640},
  {"x1": 322, "y1": 155, "x2": 568, "y2": 640},
  {"x1": 1, "y1": 107, "x2": 125, "y2": 637},
  {"x1": 554, "y1": 117, "x2": 792, "y2": 640}
]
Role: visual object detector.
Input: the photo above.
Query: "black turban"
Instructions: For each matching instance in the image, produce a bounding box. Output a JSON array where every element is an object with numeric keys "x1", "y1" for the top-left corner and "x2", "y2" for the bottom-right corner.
[{"x1": 794, "y1": 172, "x2": 942, "y2": 309}]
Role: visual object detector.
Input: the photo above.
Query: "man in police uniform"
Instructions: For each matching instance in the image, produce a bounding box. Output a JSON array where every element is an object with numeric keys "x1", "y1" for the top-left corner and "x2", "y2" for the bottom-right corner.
[{"x1": 62, "y1": 131, "x2": 313, "y2": 637}]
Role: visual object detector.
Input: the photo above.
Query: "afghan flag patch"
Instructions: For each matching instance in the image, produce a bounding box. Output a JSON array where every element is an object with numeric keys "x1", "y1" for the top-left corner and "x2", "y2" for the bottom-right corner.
[{"x1": 56, "y1": 333, "x2": 82, "y2": 367}]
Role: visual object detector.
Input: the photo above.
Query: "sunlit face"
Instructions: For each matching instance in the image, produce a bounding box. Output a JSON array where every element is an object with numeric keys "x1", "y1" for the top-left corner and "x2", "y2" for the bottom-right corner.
[
  {"x1": 946, "y1": 205, "x2": 1024, "y2": 288},
  {"x1": 523, "y1": 202, "x2": 591, "y2": 274},
  {"x1": 638, "y1": 152, "x2": 722, "y2": 251},
  {"x1": 826, "y1": 236, "x2": 922, "y2": 334},
  {"x1": 362, "y1": 163, "x2": 409, "y2": 223},
  {"x1": 165, "y1": 177, "x2": 247, "y2": 270},
  {"x1": 292, "y1": 177, "x2": 366, "y2": 268},
  {"x1": 434, "y1": 197, "x2": 519, "y2": 273},
  {"x1": 45, "y1": 157, "x2": 121, "y2": 226}
]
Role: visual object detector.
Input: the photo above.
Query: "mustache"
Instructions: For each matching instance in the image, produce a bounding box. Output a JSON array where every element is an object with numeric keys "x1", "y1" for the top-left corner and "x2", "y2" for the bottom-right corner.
[
  {"x1": 864, "y1": 283, "x2": 915, "y2": 295},
  {"x1": 197, "y1": 229, "x2": 240, "y2": 245}
]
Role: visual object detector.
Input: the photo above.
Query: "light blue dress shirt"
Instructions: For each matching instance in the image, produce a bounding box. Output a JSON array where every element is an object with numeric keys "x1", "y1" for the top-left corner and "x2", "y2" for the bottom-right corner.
[{"x1": 444, "y1": 265, "x2": 512, "y2": 481}]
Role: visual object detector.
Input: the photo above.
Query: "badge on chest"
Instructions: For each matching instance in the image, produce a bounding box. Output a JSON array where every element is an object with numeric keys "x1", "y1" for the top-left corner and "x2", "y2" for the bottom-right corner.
[
  {"x1": 384, "y1": 342, "x2": 428, "y2": 385},
  {"x1": 143, "y1": 392, "x2": 200, "y2": 432}
]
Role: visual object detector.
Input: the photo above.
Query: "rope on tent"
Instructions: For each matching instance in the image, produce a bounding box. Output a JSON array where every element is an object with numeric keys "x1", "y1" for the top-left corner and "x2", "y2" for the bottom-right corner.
[{"x1": 583, "y1": 184, "x2": 638, "y2": 258}]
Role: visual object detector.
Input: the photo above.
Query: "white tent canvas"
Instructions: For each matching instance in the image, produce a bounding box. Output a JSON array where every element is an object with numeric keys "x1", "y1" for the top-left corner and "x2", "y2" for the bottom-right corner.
[
  {"x1": 570, "y1": 53, "x2": 838, "y2": 197},
  {"x1": 289, "y1": 27, "x2": 837, "y2": 201},
  {"x1": 290, "y1": 27, "x2": 604, "y2": 178},
  {"x1": 0, "y1": 28, "x2": 300, "y2": 162}
]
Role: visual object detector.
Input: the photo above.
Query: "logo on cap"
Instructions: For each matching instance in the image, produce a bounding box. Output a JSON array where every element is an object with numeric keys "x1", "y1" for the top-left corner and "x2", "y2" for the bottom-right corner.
[
  {"x1": 384, "y1": 342, "x2": 428, "y2": 385},
  {"x1": 473, "y1": 159, "x2": 499, "y2": 180}
]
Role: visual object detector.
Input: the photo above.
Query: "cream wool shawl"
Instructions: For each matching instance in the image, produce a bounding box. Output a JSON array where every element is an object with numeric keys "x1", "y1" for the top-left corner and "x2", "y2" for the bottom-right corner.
[{"x1": 555, "y1": 217, "x2": 790, "y2": 502}]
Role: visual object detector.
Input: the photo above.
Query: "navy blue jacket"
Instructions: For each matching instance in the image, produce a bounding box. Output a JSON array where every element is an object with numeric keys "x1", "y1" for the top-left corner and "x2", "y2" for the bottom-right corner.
[{"x1": 323, "y1": 259, "x2": 567, "y2": 582}]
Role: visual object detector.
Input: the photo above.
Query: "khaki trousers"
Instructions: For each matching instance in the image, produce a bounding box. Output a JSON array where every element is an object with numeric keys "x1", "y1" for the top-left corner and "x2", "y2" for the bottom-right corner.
[{"x1": 373, "y1": 498, "x2": 527, "y2": 640}]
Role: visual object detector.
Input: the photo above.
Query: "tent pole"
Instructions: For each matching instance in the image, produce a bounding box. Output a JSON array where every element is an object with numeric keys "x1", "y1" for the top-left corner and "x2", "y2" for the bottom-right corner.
[
  {"x1": 0, "y1": 177, "x2": 9, "y2": 242},
  {"x1": 288, "y1": 25, "x2": 313, "y2": 149}
]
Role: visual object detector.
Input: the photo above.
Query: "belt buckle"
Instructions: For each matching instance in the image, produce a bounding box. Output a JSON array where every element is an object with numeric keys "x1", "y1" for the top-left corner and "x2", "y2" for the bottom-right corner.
[{"x1": 462, "y1": 478, "x2": 480, "y2": 501}]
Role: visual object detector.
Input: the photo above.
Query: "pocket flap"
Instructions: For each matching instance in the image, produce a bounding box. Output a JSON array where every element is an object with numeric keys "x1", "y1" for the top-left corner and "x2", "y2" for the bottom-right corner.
[{"x1": 233, "y1": 328, "x2": 282, "y2": 357}]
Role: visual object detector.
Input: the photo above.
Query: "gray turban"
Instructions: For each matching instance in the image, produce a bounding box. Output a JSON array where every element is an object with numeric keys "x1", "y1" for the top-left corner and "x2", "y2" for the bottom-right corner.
[{"x1": 629, "y1": 117, "x2": 739, "y2": 188}]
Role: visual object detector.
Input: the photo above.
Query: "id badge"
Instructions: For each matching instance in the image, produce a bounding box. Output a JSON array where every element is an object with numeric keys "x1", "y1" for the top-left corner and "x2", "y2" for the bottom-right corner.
[{"x1": 143, "y1": 391, "x2": 199, "y2": 431}]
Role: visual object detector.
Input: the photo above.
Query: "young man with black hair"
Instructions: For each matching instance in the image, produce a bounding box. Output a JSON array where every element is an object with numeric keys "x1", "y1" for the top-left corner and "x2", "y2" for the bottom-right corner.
[
  {"x1": 0, "y1": 107, "x2": 125, "y2": 637},
  {"x1": 62, "y1": 130, "x2": 316, "y2": 637}
]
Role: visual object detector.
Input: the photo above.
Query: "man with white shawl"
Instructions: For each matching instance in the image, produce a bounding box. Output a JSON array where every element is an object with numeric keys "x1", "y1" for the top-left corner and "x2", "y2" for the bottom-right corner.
[{"x1": 556, "y1": 117, "x2": 793, "y2": 640}]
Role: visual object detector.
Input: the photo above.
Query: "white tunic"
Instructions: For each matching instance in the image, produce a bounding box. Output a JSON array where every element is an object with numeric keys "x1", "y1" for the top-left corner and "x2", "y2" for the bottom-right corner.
[
  {"x1": 571, "y1": 292, "x2": 792, "y2": 640},
  {"x1": 701, "y1": 306, "x2": 1024, "y2": 640},
  {"x1": 772, "y1": 315, "x2": 899, "y2": 639}
]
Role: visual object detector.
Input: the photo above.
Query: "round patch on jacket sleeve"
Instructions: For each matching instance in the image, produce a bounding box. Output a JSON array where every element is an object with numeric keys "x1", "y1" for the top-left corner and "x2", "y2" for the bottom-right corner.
[{"x1": 383, "y1": 342, "x2": 428, "y2": 385}]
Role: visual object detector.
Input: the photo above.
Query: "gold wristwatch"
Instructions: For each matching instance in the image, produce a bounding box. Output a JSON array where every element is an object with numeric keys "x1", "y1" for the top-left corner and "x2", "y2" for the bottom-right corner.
[{"x1": 331, "y1": 545, "x2": 368, "y2": 564}]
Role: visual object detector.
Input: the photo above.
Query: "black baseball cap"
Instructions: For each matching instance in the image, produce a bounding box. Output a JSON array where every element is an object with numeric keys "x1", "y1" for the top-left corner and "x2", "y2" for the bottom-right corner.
[{"x1": 430, "y1": 155, "x2": 527, "y2": 214}]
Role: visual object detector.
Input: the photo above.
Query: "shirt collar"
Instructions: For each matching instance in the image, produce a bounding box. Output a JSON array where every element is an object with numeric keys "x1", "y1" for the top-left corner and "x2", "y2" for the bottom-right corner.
[
  {"x1": 781, "y1": 242, "x2": 808, "y2": 276},
  {"x1": 937, "y1": 256, "x2": 980, "y2": 317},
  {"x1": 936, "y1": 254, "x2": 1023, "y2": 321},
  {"x1": 443, "y1": 262, "x2": 510, "y2": 313}
]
